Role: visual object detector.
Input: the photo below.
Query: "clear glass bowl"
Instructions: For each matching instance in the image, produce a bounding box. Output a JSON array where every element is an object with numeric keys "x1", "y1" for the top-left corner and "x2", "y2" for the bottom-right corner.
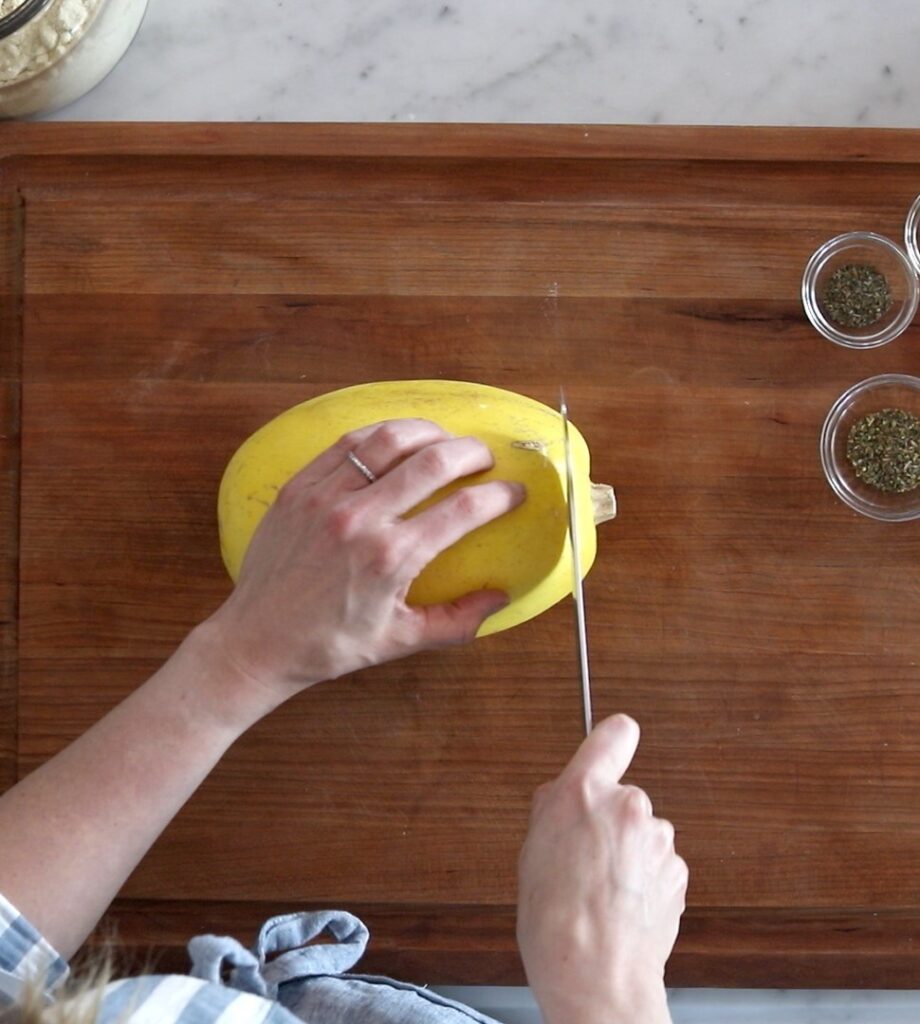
[
  {"x1": 904, "y1": 193, "x2": 920, "y2": 277},
  {"x1": 0, "y1": 0, "x2": 148, "y2": 118},
  {"x1": 820, "y1": 374, "x2": 920, "y2": 521},
  {"x1": 802, "y1": 232, "x2": 919, "y2": 348}
]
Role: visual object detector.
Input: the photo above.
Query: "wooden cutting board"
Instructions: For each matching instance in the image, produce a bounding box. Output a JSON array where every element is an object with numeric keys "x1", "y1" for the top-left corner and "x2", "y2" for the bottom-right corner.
[{"x1": 2, "y1": 123, "x2": 920, "y2": 987}]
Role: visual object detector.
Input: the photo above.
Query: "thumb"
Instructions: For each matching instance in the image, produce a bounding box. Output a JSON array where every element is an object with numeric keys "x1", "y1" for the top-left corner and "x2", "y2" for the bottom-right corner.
[
  {"x1": 560, "y1": 713, "x2": 641, "y2": 788},
  {"x1": 416, "y1": 589, "x2": 510, "y2": 647}
]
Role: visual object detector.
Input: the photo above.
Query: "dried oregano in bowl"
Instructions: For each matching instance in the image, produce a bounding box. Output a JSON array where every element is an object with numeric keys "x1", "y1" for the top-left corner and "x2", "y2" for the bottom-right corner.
[
  {"x1": 846, "y1": 408, "x2": 920, "y2": 493},
  {"x1": 821, "y1": 375, "x2": 920, "y2": 521},
  {"x1": 802, "y1": 232, "x2": 919, "y2": 348}
]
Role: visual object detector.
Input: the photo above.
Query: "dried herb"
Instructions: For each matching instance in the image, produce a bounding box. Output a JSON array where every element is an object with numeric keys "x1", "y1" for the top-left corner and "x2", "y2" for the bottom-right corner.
[
  {"x1": 822, "y1": 263, "x2": 892, "y2": 329},
  {"x1": 846, "y1": 408, "x2": 920, "y2": 493}
]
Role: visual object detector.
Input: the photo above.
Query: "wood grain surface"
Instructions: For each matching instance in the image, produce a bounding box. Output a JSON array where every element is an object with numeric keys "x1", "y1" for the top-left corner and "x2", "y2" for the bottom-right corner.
[{"x1": 2, "y1": 123, "x2": 920, "y2": 986}]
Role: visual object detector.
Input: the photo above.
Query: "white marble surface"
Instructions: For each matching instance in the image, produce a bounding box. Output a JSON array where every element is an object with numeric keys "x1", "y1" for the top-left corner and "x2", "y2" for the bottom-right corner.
[
  {"x1": 40, "y1": 0, "x2": 920, "y2": 125},
  {"x1": 31, "y1": 0, "x2": 920, "y2": 1021},
  {"x1": 435, "y1": 987, "x2": 920, "y2": 1023}
]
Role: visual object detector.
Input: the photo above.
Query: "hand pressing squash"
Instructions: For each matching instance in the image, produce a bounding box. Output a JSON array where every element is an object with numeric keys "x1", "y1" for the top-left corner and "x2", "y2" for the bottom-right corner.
[{"x1": 218, "y1": 380, "x2": 615, "y2": 637}]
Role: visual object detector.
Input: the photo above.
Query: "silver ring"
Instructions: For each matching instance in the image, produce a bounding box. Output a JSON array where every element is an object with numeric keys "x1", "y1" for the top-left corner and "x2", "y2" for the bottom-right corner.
[{"x1": 346, "y1": 449, "x2": 377, "y2": 484}]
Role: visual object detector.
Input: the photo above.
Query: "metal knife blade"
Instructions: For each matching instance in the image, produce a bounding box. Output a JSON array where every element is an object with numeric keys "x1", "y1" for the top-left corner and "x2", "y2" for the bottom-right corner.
[{"x1": 560, "y1": 388, "x2": 593, "y2": 736}]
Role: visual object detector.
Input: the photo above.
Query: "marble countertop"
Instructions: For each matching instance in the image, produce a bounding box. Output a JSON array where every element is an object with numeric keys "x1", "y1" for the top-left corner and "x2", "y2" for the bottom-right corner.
[
  {"x1": 33, "y1": 1, "x2": 920, "y2": 1020},
  {"x1": 436, "y1": 987, "x2": 920, "y2": 1024},
  {"x1": 43, "y1": 0, "x2": 920, "y2": 126}
]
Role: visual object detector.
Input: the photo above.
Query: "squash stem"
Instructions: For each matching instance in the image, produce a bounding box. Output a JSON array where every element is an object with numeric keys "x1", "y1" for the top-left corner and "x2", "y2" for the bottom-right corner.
[{"x1": 591, "y1": 482, "x2": 617, "y2": 524}]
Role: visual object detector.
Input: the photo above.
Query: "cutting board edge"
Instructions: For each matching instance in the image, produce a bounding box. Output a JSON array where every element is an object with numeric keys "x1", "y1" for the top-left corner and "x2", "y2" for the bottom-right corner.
[
  {"x1": 97, "y1": 899, "x2": 920, "y2": 988},
  {"x1": 3, "y1": 122, "x2": 920, "y2": 164}
]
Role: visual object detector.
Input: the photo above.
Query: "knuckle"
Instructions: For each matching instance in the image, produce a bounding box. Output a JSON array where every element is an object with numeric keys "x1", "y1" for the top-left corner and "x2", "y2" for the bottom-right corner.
[
  {"x1": 366, "y1": 533, "x2": 408, "y2": 577},
  {"x1": 298, "y1": 487, "x2": 327, "y2": 517},
  {"x1": 295, "y1": 483, "x2": 327, "y2": 516},
  {"x1": 402, "y1": 416, "x2": 441, "y2": 435},
  {"x1": 620, "y1": 785, "x2": 652, "y2": 818},
  {"x1": 563, "y1": 768, "x2": 596, "y2": 810},
  {"x1": 451, "y1": 486, "x2": 484, "y2": 519},
  {"x1": 461, "y1": 434, "x2": 490, "y2": 458},
  {"x1": 325, "y1": 502, "x2": 361, "y2": 541},
  {"x1": 418, "y1": 444, "x2": 451, "y2": 478},
  {"x1": 336, "y1": 428, "x2": 370, "y2": 453},
  {"x1": 374, "y1": 421, "x2": 404, "y2": 452},
  {"x1": 654, "y1": 817, "x2": 676, "y2": 846}
]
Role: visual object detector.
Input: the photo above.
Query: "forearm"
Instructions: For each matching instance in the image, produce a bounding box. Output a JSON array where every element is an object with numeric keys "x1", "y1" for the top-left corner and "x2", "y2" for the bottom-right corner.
[{"x1": 0, "y1": 619, "x2": 281, "y2": 959}]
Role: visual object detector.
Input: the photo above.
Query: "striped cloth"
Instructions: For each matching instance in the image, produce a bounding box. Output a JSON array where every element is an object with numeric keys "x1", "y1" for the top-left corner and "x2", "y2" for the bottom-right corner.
[{"x1": 0, "y1": 893, "x2": 299, "y2": 1023}]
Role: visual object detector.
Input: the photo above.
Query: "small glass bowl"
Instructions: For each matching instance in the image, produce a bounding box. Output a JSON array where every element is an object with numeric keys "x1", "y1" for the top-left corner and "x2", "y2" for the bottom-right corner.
[
  {"x1": 820, "y1": 374, "x2": 920, "y2": 521},
  {"x1": 802, "y1": 232, "x2": 919, "y2": 348},
  {"x1": 904, "y1": 193, "x2": 920, "y2": 277}
]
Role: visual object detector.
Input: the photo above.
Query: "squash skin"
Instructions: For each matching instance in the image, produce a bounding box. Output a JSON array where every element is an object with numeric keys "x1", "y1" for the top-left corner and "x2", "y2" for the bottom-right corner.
[{"x1": 217, "y1": 380, "x2": 597, "y2": 637}]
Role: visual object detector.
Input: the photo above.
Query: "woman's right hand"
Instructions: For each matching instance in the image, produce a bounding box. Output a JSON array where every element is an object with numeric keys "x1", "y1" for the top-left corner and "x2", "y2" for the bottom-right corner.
[{"x1": 516, "y1": 715, "x2": 688, "y2": 1024}]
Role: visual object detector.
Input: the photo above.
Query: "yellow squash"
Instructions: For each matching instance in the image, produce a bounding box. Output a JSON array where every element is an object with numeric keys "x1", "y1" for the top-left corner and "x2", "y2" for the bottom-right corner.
[{"x1": 218, "y1": 380, "x2": 615, "y2": 637}]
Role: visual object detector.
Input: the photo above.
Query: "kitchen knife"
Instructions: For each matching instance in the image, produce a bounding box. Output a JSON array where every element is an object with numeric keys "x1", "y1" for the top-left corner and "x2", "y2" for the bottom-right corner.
[{"x1": 560, "y1": 388, "x2": 593, "y2": 736}]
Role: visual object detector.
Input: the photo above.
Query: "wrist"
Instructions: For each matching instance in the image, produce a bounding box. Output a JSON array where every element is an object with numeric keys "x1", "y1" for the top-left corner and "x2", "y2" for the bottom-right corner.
[
  {"x1": 537, "y1": 975, "x2": 672, "y2": 1024},
  {"x1": 171, "y1": 618, "x2": 290, "y2": 734}
]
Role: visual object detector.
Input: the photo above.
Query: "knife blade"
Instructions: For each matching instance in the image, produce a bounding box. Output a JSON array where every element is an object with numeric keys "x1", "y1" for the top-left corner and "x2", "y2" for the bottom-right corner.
[{"x1": 560, "y1": 388, "x2": 593, "y2": 736}]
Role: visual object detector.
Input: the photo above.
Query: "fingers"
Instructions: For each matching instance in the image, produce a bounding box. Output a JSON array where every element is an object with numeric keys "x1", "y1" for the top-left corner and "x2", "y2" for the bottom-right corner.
[
  {"x1": 265, "y1": 418, "x2": 530, "y2": 672},
  {"x1": 329, "y1": 419, "x2": 455, "y2": 493},
  {"x1": 619, "y1": 784, "x2": 654, "y2": 819},
  {"x1": 672, "y1": 853, "x2": 690, "y2": 896},
  {"x1": 412, "y1": 588, "x2": 511, "y2": 648},
  {"x1": 283, "y1": 419, "x2": 454, "y2": 499},
  {"x1": 524, "y1": 716, "x2": 643, "y2": 830},
  {"x1": 649, "y1": 816, "x2": 675, "y2": 850},
  {"x1": 282, "y1": 422, "x2": 386, "y2": 493},
  {"x1": 370, "y1": 435, "x2": 501, "y2": 516},
  {"x1": 401, "y1": 478, "x2": 526, "y2": 573},
  {"x1": 286, "y1": 424, "x2": 525, "y2": 559},
  {"x1": 559, "y1": 714, "x2": 641, "y2": 792}
]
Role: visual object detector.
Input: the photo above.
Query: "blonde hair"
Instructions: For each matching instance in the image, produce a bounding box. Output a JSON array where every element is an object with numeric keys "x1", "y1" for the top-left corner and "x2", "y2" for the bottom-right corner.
[{"x1": 2, "y1": 949, "x2": 117, "y2": 1024}]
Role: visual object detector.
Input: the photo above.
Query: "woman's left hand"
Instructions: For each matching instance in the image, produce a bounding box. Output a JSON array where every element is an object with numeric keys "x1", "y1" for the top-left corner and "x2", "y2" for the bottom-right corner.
[{"x1": 206, "y1": 417, "x2": 525, "y2": 712}]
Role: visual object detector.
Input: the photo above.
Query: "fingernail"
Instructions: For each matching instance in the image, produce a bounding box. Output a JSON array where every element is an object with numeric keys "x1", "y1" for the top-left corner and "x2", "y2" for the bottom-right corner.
[{"x1": 606, "y1": 713, "x2": 638, "y2": 736}]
